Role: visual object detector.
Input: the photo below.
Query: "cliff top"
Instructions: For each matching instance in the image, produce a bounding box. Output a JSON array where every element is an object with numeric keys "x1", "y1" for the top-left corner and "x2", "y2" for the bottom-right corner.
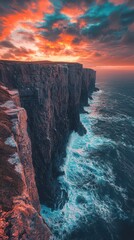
[
  {"x1": 0, "y1": 59, "x2": 82, "y2": 66},
  {"x1": 0, "y1": 60, "x2": 96, "y2": 73}
]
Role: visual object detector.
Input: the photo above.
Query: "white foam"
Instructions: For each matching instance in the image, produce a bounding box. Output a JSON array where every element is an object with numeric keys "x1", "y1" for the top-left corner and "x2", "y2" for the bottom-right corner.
[{"x1": 41, "y1": 89, "x2": 127, "y2": 238}]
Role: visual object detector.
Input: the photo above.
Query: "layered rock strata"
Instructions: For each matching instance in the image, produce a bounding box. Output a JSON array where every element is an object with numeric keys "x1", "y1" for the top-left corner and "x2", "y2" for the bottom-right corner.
[
  {"x1": 0, "y1": 85, "x2": 51, "y2": 239},
  {"x1": 0, "y1": 61, "x2": 96, "y2": 207}
]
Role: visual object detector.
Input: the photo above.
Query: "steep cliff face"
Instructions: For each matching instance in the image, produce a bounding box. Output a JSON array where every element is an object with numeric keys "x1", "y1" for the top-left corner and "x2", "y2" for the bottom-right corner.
[
  {"x1": 81, "y1": 68, "x2": 96, "y2": 106},
  {"x1": 0, "y1": 85, "x2": 51, "y2": 239},
  {"x1": 0, "y1": 61, "x2": 96, "y2": 207}
]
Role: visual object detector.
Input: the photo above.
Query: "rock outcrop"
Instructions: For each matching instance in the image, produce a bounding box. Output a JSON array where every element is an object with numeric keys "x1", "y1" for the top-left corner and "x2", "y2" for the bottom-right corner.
[
  {"x1": 0, "y1": 60, "x2": 96, "y2": 208},
  {"x1": 0, "y1": 85, "x2": 51, "y2": 239}
]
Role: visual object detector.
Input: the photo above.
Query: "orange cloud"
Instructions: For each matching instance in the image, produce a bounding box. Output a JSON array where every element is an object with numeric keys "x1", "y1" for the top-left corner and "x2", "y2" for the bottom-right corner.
[
  {"x1": 79, "y1": 19, "x2": 88, "y2": 28},
  {"x1": 1, "y1": 47, "x2": 36, "y2": 61},
  {"x1": 0, "y1": 0, "x2": 54, "y2": 41},
  {"x1": 61, "y1": 5, "x2": 87, "y2": 19},
  {"x1": 0, "y1": 0, "x2": 134, "y2": 68}
]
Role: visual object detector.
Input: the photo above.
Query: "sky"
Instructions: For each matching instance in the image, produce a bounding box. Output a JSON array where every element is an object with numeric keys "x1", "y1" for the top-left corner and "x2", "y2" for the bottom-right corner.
[{"x1": 0, "y1": 0, "x2": 134, "y2": 68}]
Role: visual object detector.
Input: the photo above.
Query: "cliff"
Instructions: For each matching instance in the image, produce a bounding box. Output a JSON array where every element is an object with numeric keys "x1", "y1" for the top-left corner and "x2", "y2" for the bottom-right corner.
[
  {"x1": 0, "y1": 85, "x2": 51, "y2": 239},
  {"x1": 0, "y1": 61, "x2": 96, "y2": 209}
]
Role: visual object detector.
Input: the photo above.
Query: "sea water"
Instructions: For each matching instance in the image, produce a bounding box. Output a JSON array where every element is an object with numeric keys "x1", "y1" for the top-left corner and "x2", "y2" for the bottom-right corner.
[{"x1": 41, "y1": 70, "x2": 134, "y2": 240}]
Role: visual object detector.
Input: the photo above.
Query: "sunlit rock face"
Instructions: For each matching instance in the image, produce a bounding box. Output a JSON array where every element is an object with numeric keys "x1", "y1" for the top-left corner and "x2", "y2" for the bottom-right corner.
[
  {"x1": 0, "y1": 61, "x2": 96, "y2": 206},
  {"x1": 0, "y1": 85, "x2": 51, "y2": 240}
]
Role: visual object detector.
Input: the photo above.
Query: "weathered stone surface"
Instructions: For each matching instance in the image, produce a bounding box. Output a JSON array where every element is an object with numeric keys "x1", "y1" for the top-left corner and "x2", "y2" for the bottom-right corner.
[
  {"x1": 0, "y1": 61, "x2": 96, "y2": 207},
  {"x1": 81, "y1": 68, "x2": 96, "y2": 106},
  {"x1": 0, "y1": 85, "x2": 51, "y2": 239}
]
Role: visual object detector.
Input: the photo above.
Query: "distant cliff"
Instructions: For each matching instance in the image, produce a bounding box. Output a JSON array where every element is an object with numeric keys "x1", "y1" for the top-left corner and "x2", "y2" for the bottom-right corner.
[{"x1": 0, "y1": 61, "x2": 96, "y2": 238}]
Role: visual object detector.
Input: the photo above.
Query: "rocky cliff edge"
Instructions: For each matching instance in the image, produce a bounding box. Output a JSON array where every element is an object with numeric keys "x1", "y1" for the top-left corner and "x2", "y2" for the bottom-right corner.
[
  {"x1": 0, "y1": 61, "x2": 96, "y2": 208},
  {"x1": 0, "y1": 85, "x2": 51, "y2": 240}
]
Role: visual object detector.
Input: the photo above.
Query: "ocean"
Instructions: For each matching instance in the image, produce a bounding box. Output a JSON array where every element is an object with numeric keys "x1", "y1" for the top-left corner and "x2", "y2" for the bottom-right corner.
[{"x1": 41, "y1": 69, "x2": 134, "y2": 240}]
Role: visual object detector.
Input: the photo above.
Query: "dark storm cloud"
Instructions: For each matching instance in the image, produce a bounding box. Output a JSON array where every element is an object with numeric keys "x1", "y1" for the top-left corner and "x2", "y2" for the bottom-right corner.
[
  {"x1": 50, "y1": 0, "x2": 95, "y2": 9},
  {"x1": 61, "y1": 0, "x2": 95, "y2": 6},
  {"x1": 66, "y1": 23, "x2": 80, "y2": 35},
  {"x1": 81, "y1": 20, "x2": 109, "y2": 39},
  {"x1": 39, "y1": 0, "x2": 134, "y2": 50},
  {"x1": 81, "y1": 2, "x2": 122, "y2": 23},
  {"x1": 127, "y1": 0, "x2": 134, "y2": 7},
  {"x1": 121, "y1": 9, "x2": 134, "y2": 25},
  {"x1": 39, "y1": 12, "x2": 69, "y2": 41},
  {"x1": 0, "y1": 0, "x2": 36, "y2": 15},
  {"x1": 78, "y1": 2, "x2": 134, "y2": 46},
  {"x1": 41, "y1": 12, "x2": 69, "y2": 29},
  {"x1": 0, "y1": 0, "x2": 36, "y2": 9},
  {"x1": 72, "y1": 37, "x2": 82, "y2": 44},
  {"x1": 94, "y1": 52, "x2": 102, "y2": 57},
  {"x1": 41, "y1": 28, "x2": 62, "y2": 41},
  {"x1": 0, "y1": 40, "x2": 15, "y2": 48},
  {"x1": 0, "y1": 0, "x2": 133, "y2": 64},
  {"x1": 39, "y1": 1, "x2": 109, "y2": 41},
  {"x1": 121, "y1": 31, "x2": 134, "y2": 46}
]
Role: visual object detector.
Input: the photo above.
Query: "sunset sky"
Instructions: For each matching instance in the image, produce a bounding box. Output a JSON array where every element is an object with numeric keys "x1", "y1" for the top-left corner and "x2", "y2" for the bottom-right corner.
[{"x1": 0, "y1": 0, "x2": 134, "y2": 68}]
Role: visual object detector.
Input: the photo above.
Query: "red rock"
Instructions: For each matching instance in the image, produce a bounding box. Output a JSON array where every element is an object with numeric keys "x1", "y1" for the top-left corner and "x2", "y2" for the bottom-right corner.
[{"x1": 0, "y1": 85, "x2": 51, "y2": 240}]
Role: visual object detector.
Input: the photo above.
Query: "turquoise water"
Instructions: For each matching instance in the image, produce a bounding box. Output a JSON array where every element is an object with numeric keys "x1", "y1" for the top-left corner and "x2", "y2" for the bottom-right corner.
[{"x1": 41, "y1": 74, "x2": 134, "y2": 239}]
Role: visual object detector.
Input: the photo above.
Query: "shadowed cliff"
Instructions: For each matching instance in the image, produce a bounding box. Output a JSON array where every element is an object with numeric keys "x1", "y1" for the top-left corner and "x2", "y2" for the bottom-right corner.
[{"x1": 0, "y1": 60, "x2": 96, "y2": 208}]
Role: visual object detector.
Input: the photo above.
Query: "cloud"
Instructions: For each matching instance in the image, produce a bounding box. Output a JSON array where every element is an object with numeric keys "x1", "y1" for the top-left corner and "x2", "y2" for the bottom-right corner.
[
  {"x1": 17, "y1": 31, "x2": 35, "y2": 42},
  {"x1": 121, "y1": 9, "x2": 134, "y2": 25},
  {"x1": 38, "y1": 12, "x2": 69, "y2": 41},
  {"x1": 121, "y1": 31, "x2": 134, "y2": 46},
  {"x1": 0, "y1": 0, "x2": 36, "y2": 15},
  {"x1": 51, "y1": 0, "x2": 95, "y2": 9},
  {"x1": 1, "y1": 47, "x2": 35, "y2": 60},
  {"x1": 0, "y1": 40, "x2": 15, "y2": 48},
  {"x1": 0, "y1": 0, "x2": 134, "y2": 66},
  {"x1": 0, "y1": 0, "x2": 53, "y2": 41}
]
